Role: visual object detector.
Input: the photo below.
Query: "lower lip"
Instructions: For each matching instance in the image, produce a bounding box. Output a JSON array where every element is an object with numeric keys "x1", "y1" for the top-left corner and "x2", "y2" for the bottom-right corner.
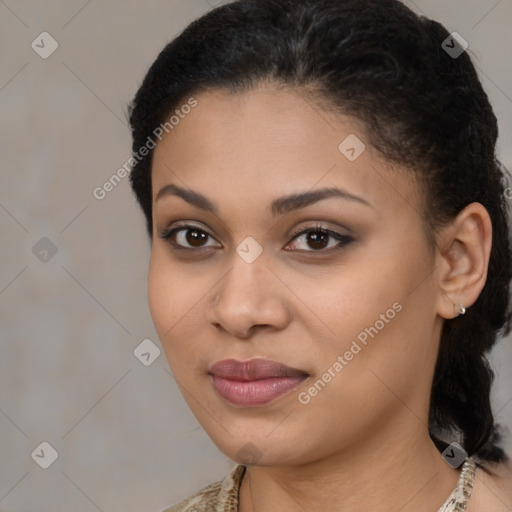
[{"x1": 210, "y1": 375, "x2": 307, "y2": 407}]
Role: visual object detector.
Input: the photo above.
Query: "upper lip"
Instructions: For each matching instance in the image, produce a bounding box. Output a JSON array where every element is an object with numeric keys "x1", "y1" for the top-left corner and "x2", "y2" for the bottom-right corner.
[{"x1": 209, "y1": 358, "x2": 308, "y2": 381}]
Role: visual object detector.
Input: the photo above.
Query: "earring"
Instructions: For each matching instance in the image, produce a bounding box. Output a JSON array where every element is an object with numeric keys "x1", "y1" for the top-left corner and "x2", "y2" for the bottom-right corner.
[{"x1": 455, "y1": 303, "x2": 466, "y2": 316}]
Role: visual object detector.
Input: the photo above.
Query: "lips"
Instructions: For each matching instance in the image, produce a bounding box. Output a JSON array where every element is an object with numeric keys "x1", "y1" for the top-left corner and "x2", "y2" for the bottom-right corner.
[
  {"x1": 210, "y1": 358, "x2": 308, "y2": 380},
  {"x1": 209, "y1": 359, "x2": 309, "y2": 407}
]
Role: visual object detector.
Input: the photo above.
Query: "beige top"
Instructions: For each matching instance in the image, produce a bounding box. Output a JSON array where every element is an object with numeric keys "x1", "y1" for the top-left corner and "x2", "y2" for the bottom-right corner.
[{"x1": 163, "y1": 457, "x2": 477, "y2": 512}]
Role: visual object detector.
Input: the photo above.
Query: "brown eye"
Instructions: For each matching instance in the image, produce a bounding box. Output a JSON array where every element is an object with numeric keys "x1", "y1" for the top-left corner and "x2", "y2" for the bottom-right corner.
[
  {"x1": 286, "y1": 226, "x2": 354, "y2": 252},
  {"x1": 306, "y1": 230, "x2": 330, "y2": 250},
  {"x1": 160, "y1": 225, "x2": 220, "y2": 249},
  {"x1": 159, "y1": 224, "x2": 353, "y2": 253},
  {"x1": 183, "y1": 228, "x2": 209, "y2": 247}
]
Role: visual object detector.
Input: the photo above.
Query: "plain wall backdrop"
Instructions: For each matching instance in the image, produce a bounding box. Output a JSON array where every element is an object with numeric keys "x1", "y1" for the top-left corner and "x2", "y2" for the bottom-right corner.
[{"x1": 1, "y1": 1, "x2": 511, "y2": 511}]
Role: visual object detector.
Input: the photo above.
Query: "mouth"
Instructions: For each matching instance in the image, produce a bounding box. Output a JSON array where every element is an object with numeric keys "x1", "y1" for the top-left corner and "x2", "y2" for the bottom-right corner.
[{"x1": 208, "y1": 358, "x2": 309, "y2": 407}]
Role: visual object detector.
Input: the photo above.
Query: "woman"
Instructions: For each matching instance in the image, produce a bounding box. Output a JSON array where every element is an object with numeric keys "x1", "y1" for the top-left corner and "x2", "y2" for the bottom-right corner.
[{"x1": 127, "y1": 0, "x2": 512, "y2": 510}]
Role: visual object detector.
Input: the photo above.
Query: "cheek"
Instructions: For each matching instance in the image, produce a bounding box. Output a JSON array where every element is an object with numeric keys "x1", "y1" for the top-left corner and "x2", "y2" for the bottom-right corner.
[
  {"x1": 147, "y1": 251, "x2": 210, "y2": 369},
  {"x1": 148, "y1": 250, "x2": 195, "y2": 331},
  {"x1": 326, "y1": 292, "x2": 436, "y2": 412},
  {"x1": 298, "y1": 256, "x2": 408, "y2": 347},
  {"x1": 305, "y1": 238, "x2": 435, "y2": 380},
  {"x1": 147, "y1": 255, "x2": 175, "y2": 336}
]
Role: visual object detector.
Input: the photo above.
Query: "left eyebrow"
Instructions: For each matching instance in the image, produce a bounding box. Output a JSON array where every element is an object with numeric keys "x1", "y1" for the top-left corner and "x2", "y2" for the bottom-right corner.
[
  {"x1": 154, "y1": 184, "x2": 372, "y2": 216},
  {"x1": 270, "y1": 187, "x2": 372, "y2": 216}
]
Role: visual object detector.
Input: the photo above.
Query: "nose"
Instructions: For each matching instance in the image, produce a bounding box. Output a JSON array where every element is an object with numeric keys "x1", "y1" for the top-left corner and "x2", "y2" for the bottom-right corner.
[{"x1": 207, "y1": 251, "x2": 291, "y2": 339}]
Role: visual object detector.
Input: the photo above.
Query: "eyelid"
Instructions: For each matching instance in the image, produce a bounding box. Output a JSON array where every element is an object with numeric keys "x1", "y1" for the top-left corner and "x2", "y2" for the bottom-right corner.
[
  {"x1": 285, "y1": 225, "x2": 353, "y2": 252},
  {"x1": 159, "y1": 222, "x2": 221, "y2": 250},
  {"x1": 159, "y1": 221, "x2": 354, "y2": 253},
  {"x1": 288, "y1": 221, "x2": 351, "y2": 239}
]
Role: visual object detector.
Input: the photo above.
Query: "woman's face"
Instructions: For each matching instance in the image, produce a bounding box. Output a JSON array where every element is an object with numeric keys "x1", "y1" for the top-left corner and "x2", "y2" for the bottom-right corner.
[{"x1": 148, "y1": 86, "x2": 445, "y2": 466}]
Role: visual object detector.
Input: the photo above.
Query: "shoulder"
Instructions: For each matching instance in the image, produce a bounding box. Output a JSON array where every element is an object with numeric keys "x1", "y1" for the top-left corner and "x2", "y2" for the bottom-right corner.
[
  {"x1": 467, "y1": 458, "x2": 512, "y2": 511},
  {"x1": 161, "y1": 479, "x2": 222, "y2": 512},
  {"x1": 161, "y1": 464, "x2": 246, "y2": 512}
]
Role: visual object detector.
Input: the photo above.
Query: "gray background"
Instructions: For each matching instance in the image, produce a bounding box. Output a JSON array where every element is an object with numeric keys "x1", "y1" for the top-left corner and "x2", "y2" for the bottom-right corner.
[{"x1": 0, "y1": 1, "x2": 511, "y2": 511}]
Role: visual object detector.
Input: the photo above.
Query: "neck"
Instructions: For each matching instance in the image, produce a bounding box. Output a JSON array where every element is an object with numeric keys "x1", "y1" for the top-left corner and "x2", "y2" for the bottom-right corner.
[{"x1": 238, "y1": 421, "x2": 462, "y2": 512}]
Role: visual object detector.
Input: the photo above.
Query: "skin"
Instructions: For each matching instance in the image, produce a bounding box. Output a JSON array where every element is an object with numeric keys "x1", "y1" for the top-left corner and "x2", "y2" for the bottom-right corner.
[{"x1": 148, "y1": 86, "x2": 512, "y2": 511}]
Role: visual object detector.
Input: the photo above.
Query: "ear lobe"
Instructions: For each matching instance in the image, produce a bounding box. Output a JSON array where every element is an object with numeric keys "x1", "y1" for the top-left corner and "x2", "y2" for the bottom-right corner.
[{"x1": 435, "y1": 202, "x2": 492, "y2": 319}]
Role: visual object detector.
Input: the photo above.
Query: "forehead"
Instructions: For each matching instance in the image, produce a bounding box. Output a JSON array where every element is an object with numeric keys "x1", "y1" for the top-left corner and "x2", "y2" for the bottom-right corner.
[{"x1": 151, "y1": 87, "x2": 423, "y2": 221}]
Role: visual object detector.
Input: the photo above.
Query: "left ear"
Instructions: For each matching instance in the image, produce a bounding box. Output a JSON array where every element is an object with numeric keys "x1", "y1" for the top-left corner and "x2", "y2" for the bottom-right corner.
[{"x1": 435, "y1": 202, "x2": 493, "y2": 319}]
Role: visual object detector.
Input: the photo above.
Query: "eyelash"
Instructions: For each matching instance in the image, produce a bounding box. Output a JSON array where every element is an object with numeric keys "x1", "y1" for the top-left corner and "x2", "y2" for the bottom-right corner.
[{"x1": 159, "y1": 223, "x2": 354, "y2": 254}]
